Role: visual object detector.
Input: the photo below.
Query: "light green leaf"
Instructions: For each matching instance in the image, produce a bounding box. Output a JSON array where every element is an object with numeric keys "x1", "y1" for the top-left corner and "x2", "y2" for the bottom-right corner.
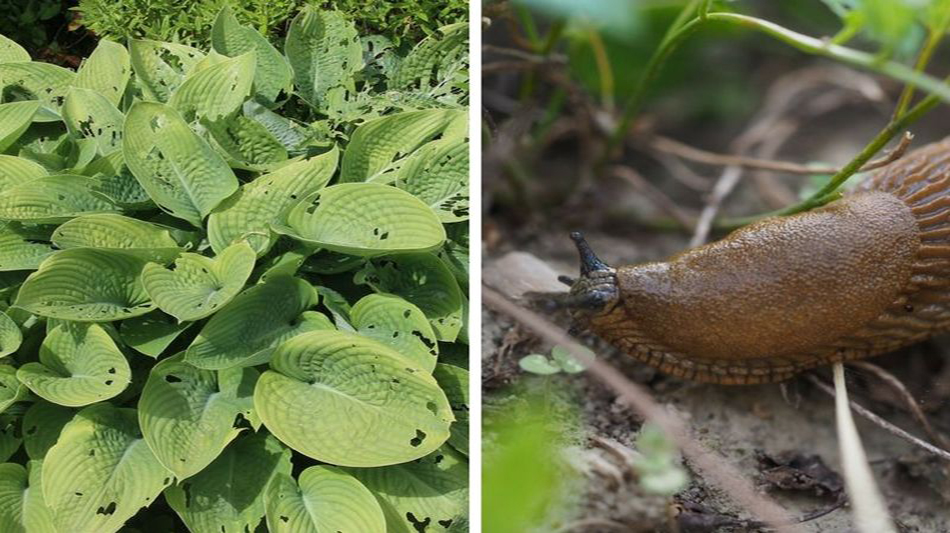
[
  {"x1": 0, "y1": 101, "x2": 40, "y2": 151},
  {"x1": 264, "y1": 466, "x2": 385, "y2": 533},
  {"x1": 0, "y1": 366, "x2": 23, "y2": 414},
  {"x1": 119, "y1": 312, "x2": 192, "y2": 358},
  {"x1": 244, "y1": 101, "x2": 313, "y2": 152},
  {"x1": 23, "y1": 402, "x2": 74, "y2": 459},
  {"x1": 254, "y1": 330, "x2": 453, "y2": 467},
  {"x1": 212, "y1": 6, "x2": 293, "y2": 107},
  {"x1": 165, "y1": 432, "x2": 291, "y2": 533},
  {"x1": 393, "y1": 23, "x2": 469, "y2": 94},
  {"x1": 129, "y1": 40, "x2": 205, "y2": 103},
  {"x1": 123, "y1": 101, "x2": 239, "y2": 226},
  {"x1": 0, "y1": 35, "x2": 29, "y2": 63},
  {"x1": 0, "y1": 415, "x2": 19, "y2": 463},
  {"x1": 43, "y1": 404, "x2": 169, "y2": 533},
  {"x1": 518, "y1": 354, "x2": 560, "y2": 375},
  {"x1": 0, "y1": 222, "x2": 55, "y2": 271},
  {"x1": 208, "y1": 147, "x2": 338, "y2": 255},
  {"x1": 72, "y1": 39, "x2": 130, "y2": 107},
  {"x1": 62, "y1": 87, "x2": 125, "y2": 156},
  {"x1": 185, "y1": 276, "x2": 320, "y2": 369},
  {"x1": 17, "y1": 322, "x2": 130, "y2": 407},
  {"x1": 396, "y1": 136, "x2": 469, "y2": 222},
  {"x1": 350, "y1": 293, "x2": 439, "y2": 372},
  {"x1": 0, "y1": 462, "x2": 56, "y2": 533},
  {"x1": 206, "y1": 113, "x2": 288, "y2": 170},
  {"x1": 0, "y1": 175, "x2": 117, "y2": 223},
  {"x1": 551, "y1": 345, "x2": 588, "y2": 373},
  {"x1": 0, "y1": 311, "x2": 20, "y2": 357},
  {"x1": 0, "y1": 62, "x2": 74, "y2": 121},
  {"x1": 0, "y1": 155, "x2": 46, "y2": 192},
  {"x1": 284, "y1": 7, "x2": 361, "y2": 110},
  {"x1": 433, "y1": 364, "x2": 469, "y2": 456},
  {"x1": 273, "y1": 183, "x2": 446, "y2": 256},
  {"x1": 142, "y1": 241, "x2": 256, "y2": 322},
  {"x1": 169, "y1": 52, "x2": 256, "y2": 123},
  {"x1": 52, "y1": 214, "x2": 181, "y2": 263},
  {"x1": 15, "y1": 248, "x2": 153, "y2": 321},
  {"x1": 139, "y1": 353, "x2": 258, "y2": 479},
  {"x1": 84, "y1": 151, "x2": 153, "y2": 209}
]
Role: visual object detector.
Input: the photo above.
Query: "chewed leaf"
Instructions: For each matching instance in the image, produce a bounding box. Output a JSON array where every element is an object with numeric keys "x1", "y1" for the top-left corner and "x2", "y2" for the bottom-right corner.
[
  {"x1": 52, "y1": 214, "x2": 181, "y2": 263},
  {"x1": 15, "y1": 248, "x2": 154, "y2": 321},
  {"x1": 119, "y1": 312, "x2": 192, "y2": 358},
  {"x1": 129, "y1": 39, "x2": 205, "y2": 103},
  {"x1": 264, "y1": 466, "x2": 385, "y2": 533},
  {"x1": 142, "y1": 241, "x2": 256, "y2": 322},
  {"x1": 0, "y1": 62, "x2": 75, "y2": 121},
  {"x1": 0, "y1": 101, "x2": 40, "y2": 151},
  {"x1": 62, "y1": 87, "x2": 125, "y2": 156},
  {"x1": 185, "y1": 276, "x2": 321, "y2": 369},
  {"x1": 16, "y1": 322, "x2": 131, "y2": 407},
  {"x1": 206, "y1": 114, "x2": 288, "y2": 170},
  {"x1": 139, "y1": 353, "x2": 257, "y2": 479},
  {"x1": 396, "y1": 136, "x2": 469, "y2": 222},
  {"x1": 0, "y1": 311, "x2": 21, "y2": 358},
  {"x1": 433, "y1": 364, "x2": 469, "y2": 456},
  {"x1": 169, "y1": 52, "x2": 256, "y2": 122},
  {"x1": 0, "y1": 35, "x2": 29, "y2": 63},
  {"x1": 254, "y1": 330, "x2": 453, "y2": 466},
  {"x1": 0, "y1": 222, "x2": 55, "y2": 271},
  {"x1": 0, "y1": 366, "x2": 23, "y2": 414},
  {"x1": 0, "y1": 175, "x2": 117, "y2": 223},
  {"x1": 212, "y1": 6, "x2": 293, "y2": 107},
  {"x1": 72, "y1": 39, "x2": 131, "y2": 107},
  {"x1": 284, "y1": 7, "x2": 361, "y2": 110},
  {"x1": 350, "y1": 293, "x2": 439, "y2": 372},
  {"x1": 0, "y1": 155, "x2": 47, "y2": 192},
  {"x1": 23, "y1": 401, "x2": 76, "y2": 459},
  {"x1": 273, "y1": 183, "x2": 445, "y2": 256},
  {"x1": 43, "y1": 404, "x2": 168, "y2": 533},
  {"x1": 208, "y1": 147, "x2": 338, "y2": 255},
  {"x1": 123, "y1": 101, "x2": 239, "y2": 226}
]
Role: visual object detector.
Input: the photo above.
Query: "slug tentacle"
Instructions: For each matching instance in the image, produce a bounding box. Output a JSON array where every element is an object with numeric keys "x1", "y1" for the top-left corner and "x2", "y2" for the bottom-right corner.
[{"x1": 565, "y1": 232, "x2": 620, "y2": 315}]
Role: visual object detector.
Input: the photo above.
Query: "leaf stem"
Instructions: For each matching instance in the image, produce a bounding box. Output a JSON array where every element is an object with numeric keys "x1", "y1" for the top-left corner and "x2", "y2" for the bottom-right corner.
[{"x1": 893, "y1": 27, "x2": 944, "y2": 118}]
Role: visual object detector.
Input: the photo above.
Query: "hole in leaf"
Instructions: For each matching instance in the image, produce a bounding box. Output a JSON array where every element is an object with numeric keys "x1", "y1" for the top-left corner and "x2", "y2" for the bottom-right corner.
[
  {"x1": 426, "y1": 401, "x2": 438, "y2": 415},
  {"x1": 165, "y1": 374, "x2": 182, "y2": 383},
  {"x1": 409, "y1": 429, "x2": 426, "y2": 447},
  {"x1": 96, "y1": 502, "x2": 116, "y2": 515},
  {"x1": 406, "y1": 512, "x2": 431, "y2": 533}
]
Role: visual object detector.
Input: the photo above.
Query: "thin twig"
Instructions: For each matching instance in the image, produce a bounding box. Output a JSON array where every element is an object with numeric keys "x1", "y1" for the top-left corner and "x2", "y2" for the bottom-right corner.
[
  {"x1": 690, "y1": 165, "x2": 742, "y2": 247},
  {"x1": 610, "y1": 165, "x2": 695, "y2": 230},
  {"x1": 484, "y1": 287, "x2": 798, "y2": 532},
  {"x1": 482, "y1": 43, "x2": 567, "y2": 64}
]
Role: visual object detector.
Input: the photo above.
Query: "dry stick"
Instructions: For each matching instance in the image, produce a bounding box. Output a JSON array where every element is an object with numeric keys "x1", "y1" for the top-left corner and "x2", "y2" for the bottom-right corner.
[
  {"x1": 610, "y1": 165, "x2": 695, "y2": 230},
  {"x1": 483, "y1": 287, "x2": 798, "y2": 532},
  {"x1": 807, "y1": 373, "x2": 950, "y2": 462},
  {"x1": 689, "y1": 165, "x2": 742, "y2": 247}
]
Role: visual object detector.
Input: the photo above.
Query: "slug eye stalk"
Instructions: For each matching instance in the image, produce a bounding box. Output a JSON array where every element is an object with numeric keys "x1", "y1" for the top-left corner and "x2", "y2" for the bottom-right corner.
[{"x1": 565, "y1": 231, "x2": 619, "y2": 313}]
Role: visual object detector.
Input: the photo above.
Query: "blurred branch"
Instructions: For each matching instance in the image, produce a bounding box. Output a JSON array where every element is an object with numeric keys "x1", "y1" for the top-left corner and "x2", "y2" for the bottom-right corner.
[{"x1": 610, "y1": 165, "x2": 695, "y2": 230}]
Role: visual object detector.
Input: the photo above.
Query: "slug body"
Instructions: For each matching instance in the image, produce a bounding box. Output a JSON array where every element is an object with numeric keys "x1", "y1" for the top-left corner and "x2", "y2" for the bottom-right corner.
[{"x1": 568, "y1": 139, "x2": 950, "y2": 384}]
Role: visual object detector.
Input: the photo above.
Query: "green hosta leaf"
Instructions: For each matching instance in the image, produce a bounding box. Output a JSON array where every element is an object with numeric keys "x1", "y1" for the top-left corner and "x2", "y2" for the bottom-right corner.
[
  {"x1": 72, "y1": 39, "x2": 130, "y2": 107},
  {"x1": 206, "y1": 113, "x2": 288, "y2": 170},
  {"x1": 347, "y1": 446, "x2": 468, "y2": 533},
  {"x1": 129, "y1": 40, "x2": 205, "y2": 103},
  {"x1": 169, "y1": 52, "x2": 255, "y2": 123},
  {"x1": 0, "y1": 366, "x2": 23, "y2": 414},
  {"x1": 0, "y1": 311, "x2": 20, "y2": 357},
  {"x1": 303, "y1": 249, "x2": 365, "y2": 274},
  {"x1": 0, "y1": 101, "x2": 40, "y2": 152},
  {"x1": 517, "y1": 354, "x2": 560, "y2": 375},
  {"x1": 85, "y1": 151, "x2": 153, "y2": 209},
  {"x1": 15, "y1": 248, "x2": 153, "y2": 321},
  {"x1": 0, "y1": 35, "x2": 29, "y2": 63},
  {"x1": 16, "y1": 323, "x2": 131, "y2": 407},
  {"x1": 274, "y1": 183, "x2": 445, "y2": 256},
  {"x1": 43, "y1": 404, "x2": 169, "y2": 533},
  {"x1": 123, "y1": 102, "x2": 239, "y2": 226},
  {"x1": 212, "y1": 6, "x2": 293, "y2": 107},
  {"x1": 285, "y1": 7, "x2": 361, "y2": 110},
  {"x1": 208, "y1": 147, "x2": 338, "y2": 255},
  {"x1": 243, "y1": 101, "x2": 313, "y2": 152},
  {"x1": 393, "y1": 23, "x2": 469, "y2": 95},
  {"x1": 350, "y1": 294, "x2": 439, "y2": 372},
  {"x1": 264, "y1": 466, "x2": 385, "y2": 533},
  {"x1": 139, "y1": 353, "x2": 257, "y2": 479},
  {"x1": 165, "y1": 432, "x2": 291, "y2": 533},
  {"x1": 0, "y1": 222, "x2": 55, "y2": 271},
  {"x1": 0, "y1": 62, "x2": 74, "y2": 121},
  {"x1": 119, "y1": 312, "x2": 192, "y2": 358},
  {"x1": 23, "y1": 402, "x2": 74, "y2": 459},
  {"x1": 0, "y1": 416, "x2": 19, "y2": 463},
  {"x1": 254, "y1": 330, "x2": 453, "y2": 466},
  {"x1": 433, "y1": 364, "x2": 469, "y2": 456},
  {"x1": 0, "y1": 462, "x2": 56, "y2": 533},
  {"x1": 185, "y1": 276, "x2": 322, "y2": 369},
  {"x1": 439, "y1": 222, "x2": 468, "y2": 289},
  {"x1": 0, "y1": 155, "x2": 46, "y2": 191},
  {"x1": 340, "y1": 109, "x2": 466, "y2": 183},
  {"x1": 396, "y1": 136, "x2": 469, "y2": 222},
  {"x1": 357, "y1": 253, "x2": 464, "y2": 341},
  {"x1": 142, "y1": 241, "x2": 256, "y2": 322},
  {"x1": 52, "y1": 214, "x2": 181, "y2": 263},
  {"x1": 0, "y1": 175, "x2": 117, "y2": 223},
  {"x1": 62, "y1": 87, "x2": 124, "y2": 156}
]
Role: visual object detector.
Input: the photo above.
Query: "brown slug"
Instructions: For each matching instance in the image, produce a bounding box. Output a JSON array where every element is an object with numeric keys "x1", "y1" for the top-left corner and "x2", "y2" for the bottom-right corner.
[{"x1": 565, "y1": 138, "x2": 950, "y2": 385}]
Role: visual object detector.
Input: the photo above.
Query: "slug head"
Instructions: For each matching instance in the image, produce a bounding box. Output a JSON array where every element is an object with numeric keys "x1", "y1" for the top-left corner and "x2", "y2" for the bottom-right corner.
[{"x1": 563, "y1": 232, "x2": 619, "y2": 316}]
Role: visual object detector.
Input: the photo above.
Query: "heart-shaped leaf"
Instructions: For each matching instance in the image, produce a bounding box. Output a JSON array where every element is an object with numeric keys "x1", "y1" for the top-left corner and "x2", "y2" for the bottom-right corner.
[
  {"x1": 264, "y1": 466, "x2": 385, "y2": 533},
  {"x1": 52, "y1": 213, "x2": 181, "y2": 263},
  {"x1": 350, "y1": 293, "x2": 439, "y2": 372}
]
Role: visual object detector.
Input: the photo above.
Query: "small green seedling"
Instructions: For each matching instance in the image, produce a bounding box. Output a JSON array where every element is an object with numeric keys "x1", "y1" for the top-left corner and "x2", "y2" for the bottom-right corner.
[
  {"x1": 631, "y1": 423, "x2": 689, "y2": 496},
  {"x1": 519, "y1": 345, "x2": 590, "y2": 375}
]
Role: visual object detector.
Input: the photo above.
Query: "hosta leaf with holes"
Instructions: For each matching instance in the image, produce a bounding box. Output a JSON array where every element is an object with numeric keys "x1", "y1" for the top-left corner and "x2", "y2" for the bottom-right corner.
[
  {"x1": 16, "y1": 322, "x2": 131, "y2": 407},
  {"x1": 208, "y1": 147, "x2": 338, "y2": 255},
  {"x1": 15, "y1": 248, "x2": 153, "y2": 321},
  {"x1": 0, "y1": 62, "x2": 74, "y2": 122},
  {"x1": 0, "y1": 462, "x2": 56, "y2": 533},
  {"x1": 142, "y1": 241, "x2": 256, "y2": 322},
  {"x1": 23, "y1": 402, "x2": 74, "y2": 459},
  {"x1": 350, "y1": 293, "x2": 439, "y2": 372},
  {"x1": 43, "y1": 404, "x2": 169, "y2": 533},
  {"x1": 284, "y1": 7, "x2": 361, "y2": 110},
  {"x1": 0, "y1": 101, "x2": 40, "y2": 152},
  {"x1": 393, "y1": 23, "x2": 469, "y2": 97},
  {"x1": 433, "y1": 364, "x2": 469, "y2": 456},
  {"x1": 0, "y1": 35, "x2": 28, "y2": 63},
  {"x1": 264, "y1": 466, "x2": 386, "y2": 533},
  {"x1": 52, "y1": 214, "x2": 181, "y2": 263},
  {"x1": 62, "y1": 87, "x2": 124, "y2": 156},
  {"x1": 357, "y1": 253, "x2": 464, "y2": 341},
  {"x1": 212, "y1": 6, "x2": 293, "y2": 107},
  {"x1": 254, "y1": 330, "x2": 453, "y2": 466},
  {"x1": 0, "y1": 155, "x2": 46, "y2": 191},
  {"x1": 0, "y1": 366, "x2": 23, "y2": 413},
  {"x1": 169, "y1": 52, "x2": 255, "y2": 123},
  {"x1": 206, "y1": 114, "x2": 288, "y2": 170},
  {"x1": 119, "y1": 312, "x2": 192, "y2": 358},
  {"x1": 129, "y1": 40, "x2": 205, "y2": 103},
  {"x1": 396, "y1": 136, "x2": 469, "y2": 222},
  {"x1": 346, "y1": 446, "x2": 468, "y2": 533},
  {"x1": 0, "y1": 175, "x2": 117, "y2": 223},
  {"x1": 185, "y1": 276, "x2": 322, "y2": 369},
  {"x1": 243, "y1": 101, "x2": 313, "y2": 152},
  {"x1": 72, "y1": 39, "x2": 130, "y2": 107},
  {"x1": 273, "y1": 183, "x2": 445, "y2": 256},
  {"x1": 0, "y1": 416, "x2": 19, "y2": 462},
  {"x1": 123, "y1": 102, "x2": 239, "y2": 226},
  {"x1": 0, "y1": 222, "x2": 55, "y2": 271},
  {"x1": 139, "y1": 353, "x2": 258, "y2": 479},
  {"x1": 0, "y1": 311, "x2": 20, "y2": 357},
  {"x1": 339, "y1": 109, "x2": 466, "y2": 183},
  {"x1": 165, "y1": 432, "x2": 291, "y2": 533}
]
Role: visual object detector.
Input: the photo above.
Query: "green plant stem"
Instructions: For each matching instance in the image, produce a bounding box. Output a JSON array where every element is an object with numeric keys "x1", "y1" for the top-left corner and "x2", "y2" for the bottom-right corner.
[
  {"x1": 893, "y1": 27, "x2": 944, "y2": 118},
  {"x1": 519, "y1": 20, "x2": 565, "y2": 101},
  {"x1": 588, "y1": 28, "x2": 615, "y2": 109}
]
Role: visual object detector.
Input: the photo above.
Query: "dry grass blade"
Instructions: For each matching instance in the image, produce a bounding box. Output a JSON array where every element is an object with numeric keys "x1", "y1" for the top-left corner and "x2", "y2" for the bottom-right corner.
[{"x1": 610, "y1": 165, "x2": 695, "y2": 230}]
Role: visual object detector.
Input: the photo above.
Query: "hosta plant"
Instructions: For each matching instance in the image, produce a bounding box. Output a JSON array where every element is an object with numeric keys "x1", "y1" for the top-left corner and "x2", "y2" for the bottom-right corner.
[{"x1": 0, "y1": 5, "x2": 469, "y2": 533}]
